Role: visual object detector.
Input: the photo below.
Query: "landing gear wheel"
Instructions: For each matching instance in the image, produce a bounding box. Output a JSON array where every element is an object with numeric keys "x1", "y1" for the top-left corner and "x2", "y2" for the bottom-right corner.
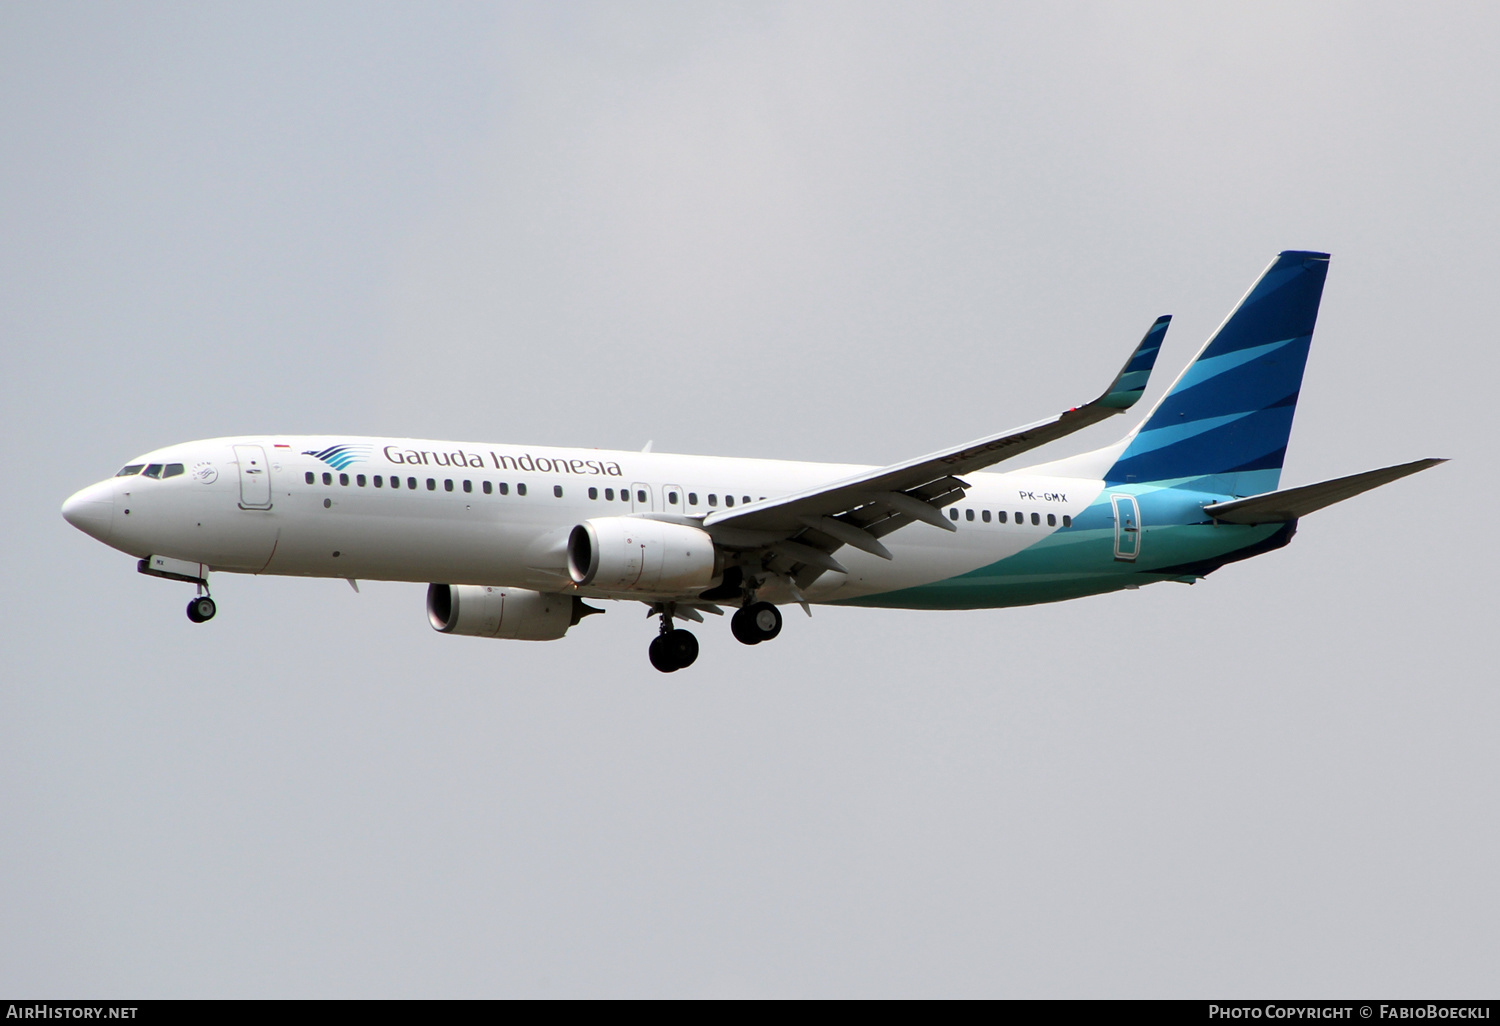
[
  {"x1": 666, "y1": 628, "x2": 698, "y2": 669},
  {"x1": 731, "y1": 601, "x2": 782, "y2": 645},
  {"x1": 750, "y1": 602, "x2": 782, "y2": 641},
  {"x1": 649, "y1": 628, "x2": 699, "y2": 672},
  {"x1": 186, "y1": 596, "x2": 217, "y2": 623},
  {"x1": 730, "y1": 606, "x2": 760, "y2": 645}
]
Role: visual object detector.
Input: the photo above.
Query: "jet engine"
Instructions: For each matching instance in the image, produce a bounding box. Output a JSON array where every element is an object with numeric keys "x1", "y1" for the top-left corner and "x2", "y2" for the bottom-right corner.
[
  {"x1": 567, "y1": 517, "x2": 718, "y2": 593},
  {"x1": 427, "y1": 584, "x2": 577, "y2": 641}
]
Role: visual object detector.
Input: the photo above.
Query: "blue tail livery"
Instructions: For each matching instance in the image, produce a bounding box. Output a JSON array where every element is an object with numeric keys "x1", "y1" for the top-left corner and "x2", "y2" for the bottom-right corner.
[{"x1": 1107, "y1": 250, "x2": 1329, "y2": 496}]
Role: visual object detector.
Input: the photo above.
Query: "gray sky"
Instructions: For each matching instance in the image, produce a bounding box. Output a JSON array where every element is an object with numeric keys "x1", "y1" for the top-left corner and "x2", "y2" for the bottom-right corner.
[{"x1": 3, "y1": 1, "x2": 1495, "y2": 998}]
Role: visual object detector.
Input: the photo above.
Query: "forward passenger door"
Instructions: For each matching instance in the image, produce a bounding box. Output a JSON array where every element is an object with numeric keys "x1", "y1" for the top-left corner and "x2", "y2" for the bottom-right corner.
[{"x1": 234, "y1": 445, "x2": 273, "y2": 510}]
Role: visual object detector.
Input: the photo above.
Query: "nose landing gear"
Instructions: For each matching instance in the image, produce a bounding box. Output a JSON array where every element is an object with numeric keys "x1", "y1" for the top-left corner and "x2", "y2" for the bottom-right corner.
[{"x1": 186, "y1": 595, "x2": 217, "y2": 623}]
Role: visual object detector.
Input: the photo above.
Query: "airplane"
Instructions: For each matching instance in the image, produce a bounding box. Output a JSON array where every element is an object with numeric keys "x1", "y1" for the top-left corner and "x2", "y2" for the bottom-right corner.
[{"x1": 61, "y1": 251, "x2": 1444, "y2": 672}]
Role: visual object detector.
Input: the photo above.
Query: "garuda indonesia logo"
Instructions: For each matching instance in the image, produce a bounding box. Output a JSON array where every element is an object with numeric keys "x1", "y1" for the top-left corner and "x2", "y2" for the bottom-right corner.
[{"x1": 303, "y1": 443, "x2": 374, "y2": 471}]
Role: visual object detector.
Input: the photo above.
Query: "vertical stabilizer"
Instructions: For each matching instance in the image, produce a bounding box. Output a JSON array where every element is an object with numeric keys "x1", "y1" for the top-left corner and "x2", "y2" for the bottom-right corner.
[{"x1": 1104, "y1": 251, "x2": 1330, "y2": 495}]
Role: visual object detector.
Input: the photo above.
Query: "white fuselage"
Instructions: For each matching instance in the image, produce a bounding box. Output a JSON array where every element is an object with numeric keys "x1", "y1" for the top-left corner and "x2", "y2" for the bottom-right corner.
[{"x1": 63, "y1": 435, "x2": 1102, "y2": 606}]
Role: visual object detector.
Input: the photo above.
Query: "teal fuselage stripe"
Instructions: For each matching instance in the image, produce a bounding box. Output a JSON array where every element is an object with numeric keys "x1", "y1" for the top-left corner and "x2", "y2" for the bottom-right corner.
[{"x1": 833, "y1": 490, "x2": 1284, "y2": 611}]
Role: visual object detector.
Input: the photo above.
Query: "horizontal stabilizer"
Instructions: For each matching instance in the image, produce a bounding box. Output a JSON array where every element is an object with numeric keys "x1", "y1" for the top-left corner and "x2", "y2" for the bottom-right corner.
[{"x1": 1203, "y1": 458, "x2": 1447, "y2": 524}]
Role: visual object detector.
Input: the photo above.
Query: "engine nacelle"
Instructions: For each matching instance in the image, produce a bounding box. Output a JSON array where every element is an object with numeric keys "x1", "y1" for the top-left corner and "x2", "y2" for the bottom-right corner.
[
  {"x1": 427, "y1": 584, "x2": 574, "y2": 641},
  {"x1": 567, "y1": 517, "x2": 718, "y2": 593}
]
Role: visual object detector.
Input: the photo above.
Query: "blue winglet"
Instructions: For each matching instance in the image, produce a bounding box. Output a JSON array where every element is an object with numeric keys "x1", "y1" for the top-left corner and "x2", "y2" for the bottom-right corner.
[{"x1": 1098, "y1": 315, "x2": 1171, "y2": 409}]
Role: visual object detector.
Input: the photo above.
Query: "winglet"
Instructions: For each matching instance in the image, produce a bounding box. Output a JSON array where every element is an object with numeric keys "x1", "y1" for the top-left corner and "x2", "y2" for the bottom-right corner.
[{"x1": 1097, "y1": 315, "x2": 1170, "y2": 410}]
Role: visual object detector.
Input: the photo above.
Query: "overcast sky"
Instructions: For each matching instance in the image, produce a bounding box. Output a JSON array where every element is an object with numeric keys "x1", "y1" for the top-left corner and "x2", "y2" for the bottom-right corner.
[{"x1": 3, "y1": 1, "x2": 1496, "y2": 998}]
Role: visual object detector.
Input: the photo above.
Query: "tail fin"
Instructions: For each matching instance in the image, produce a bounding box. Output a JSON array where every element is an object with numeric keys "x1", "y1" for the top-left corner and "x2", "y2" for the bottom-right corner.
[{"x1": 1105, "y1": 251, "x2": 1330, "y2": 495}]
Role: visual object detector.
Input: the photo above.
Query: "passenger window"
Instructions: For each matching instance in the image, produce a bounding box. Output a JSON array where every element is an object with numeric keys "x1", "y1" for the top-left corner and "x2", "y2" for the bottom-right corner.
[
  {"x1": 555, "y1": 485, "x2": 564, "y2": 498},
  {"x1": 499, "y1": 482, "x2": 509, "y2": 495},
  {"x1": 743, "y1": 496, "x2": 751, "y2": 505},
  {"x1": 444, "y1": 479, "x2": 453, "y2": 492},
  {"x1": 708, "y1": 494, "x2": 718, "y2": 506},
  {"x1": 604, "y1": 488, "x2": 614, "y2": 501},
  {"x1": 588, "y1": 487, "x2": 598, "y2": 500},
  {"x1": 407, "y1": 477, "x2": 417, "y2": 489},
  {"x1": 340, "y1": 473, "x2": 349, "y2": 486},
  {"x1": 517, "y1": 483, "x2": 527, "y2": 496},
  {"x1": 949, "y1": 508, "x2": 959, "y2": 520},
  {"x1": 482, "y1": 481, "x2": 492, "y2": 494},
  {"x1": 1014, "y1": 511, "x2": 1023, "y2": 523},
  {"x1": 357, "y1": 474, "x2": 366, "y2": 487},
  {"x1": 668, "y1": 491, "x2": 678, "y2": 504},
  {"x1": 426, "y1": 479, "x2": 435, "y2": 491},
  {"x1": 323, "y1": 472, "x2": 333, "y2": 485},
  {"x1": 375, "y1": 475, "x2": 383, "y2": 488},
  {"x1": 463, "y1": 480, "x2": 472, "y2": 493},
  {"x1": 965, "y1": 509, "x2": 975, "y2": 521},
  {"x1": 1047, "y1": 513, "x2": 1056, "y2": 526},
  {"x1": 982, "y1": 510, "x2": 991, "y2": 523},
  {"x1": 688, "y1": 493, "x2": 698, "y2": 505},
  {"x1": 725, "y1": 495, "x2": 735, "y2": 507},
  {"x1": 998, "y1": 511, "x2": 1008, "y2": 523},
  {"x1": 389, "y1": 476, "x2": 399, "y2": 489},
  {"x1": 1030, "y1": 512, "x2": 1040, "y2": 525},
  {"x1": 305, "y1": 471, "x2": 315, "y2": 484},
  {"x1": 162, "y1": 463, "x2": 185, "y2": 478},
  {"x1": 637, "y1": 490, "x2": 646, "y2": 503},
  {"x1": 115, "y1": 465, "x2": 144, "y2": 477},
  {"x1": 1062, "y1": 515, "x2": 1072, "y2": 527}
]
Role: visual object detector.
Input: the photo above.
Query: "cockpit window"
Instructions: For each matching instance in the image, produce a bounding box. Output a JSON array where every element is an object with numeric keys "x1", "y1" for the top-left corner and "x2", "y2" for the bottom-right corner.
[
  {"x1": 142, "y1": 464, "x2": 164, "y2": 479},
  {"x1": 115, "y1": 465, "x2": 144, "y2": 477},
  {"x1": 162, "y1": 463, "x2": 185, "y2": 479}
]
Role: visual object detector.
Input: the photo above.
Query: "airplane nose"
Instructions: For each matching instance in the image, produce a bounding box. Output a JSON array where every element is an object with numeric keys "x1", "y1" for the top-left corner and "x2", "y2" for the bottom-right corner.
[{"x1": 62, "y1": 482, "x2": 115, "y2": 542}]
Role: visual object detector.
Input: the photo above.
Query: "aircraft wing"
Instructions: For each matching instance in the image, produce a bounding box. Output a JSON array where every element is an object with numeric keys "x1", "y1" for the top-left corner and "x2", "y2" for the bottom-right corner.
[
  {"x1": 700, "y1": 317, "x2": 1170, "y2": 584},
  {"x1": 1203, "y1": 458, "x2": 1447, "y2": 524}
]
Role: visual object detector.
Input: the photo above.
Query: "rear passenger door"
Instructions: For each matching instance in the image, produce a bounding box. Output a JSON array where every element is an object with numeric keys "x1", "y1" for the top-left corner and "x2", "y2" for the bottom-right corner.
[{"x1": 1110, "y1": 493, "x2": 1140, "y2": 562}]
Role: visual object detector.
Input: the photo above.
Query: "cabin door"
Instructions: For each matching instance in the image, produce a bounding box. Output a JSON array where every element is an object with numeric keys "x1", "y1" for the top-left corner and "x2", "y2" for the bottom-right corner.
[
  {"x1": 1111, "y1": 493, "x2": 1140, "y2": 562},
  {"x1": 234, "y1": 445, "x2": 273, "y2": 510}
]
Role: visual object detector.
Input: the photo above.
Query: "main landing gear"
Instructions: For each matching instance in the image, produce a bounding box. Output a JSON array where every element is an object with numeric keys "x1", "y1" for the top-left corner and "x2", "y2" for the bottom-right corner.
[
  {"x1": 731, "y1": 601, "x2": 782, "y2": 645},
  {"x1": 648, "y1": 603, "x2": 699, "y2": 673},
  {"x1": 644, "y1": 587, "x2": 786, "y2": 671},
  {"x1": 649, "y1": 629, "x2": 699, "y2": 673}
]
